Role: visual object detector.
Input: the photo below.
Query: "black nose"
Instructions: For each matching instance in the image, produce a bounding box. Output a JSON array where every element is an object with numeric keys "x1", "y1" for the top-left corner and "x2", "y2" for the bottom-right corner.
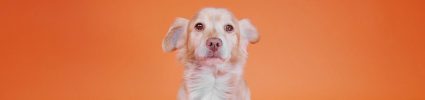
[{"x1": 206, "y1": 37, "x2": 222, "y2": 51}]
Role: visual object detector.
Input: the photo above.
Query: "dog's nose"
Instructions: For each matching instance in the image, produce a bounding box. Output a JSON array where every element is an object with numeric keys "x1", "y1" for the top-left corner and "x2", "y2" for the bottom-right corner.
[{"x1": 206, "y1": 37, "x2": 222, "y2": 51}]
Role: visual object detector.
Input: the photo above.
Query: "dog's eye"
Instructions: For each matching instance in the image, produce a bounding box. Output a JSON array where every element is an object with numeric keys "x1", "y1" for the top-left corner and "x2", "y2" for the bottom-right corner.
[
  {"x1": 224, "y1": 24, "x2": 234, "y2": 32},
  {"x1": 194, "y1": 23, "x2": 204, "y2": 31}
]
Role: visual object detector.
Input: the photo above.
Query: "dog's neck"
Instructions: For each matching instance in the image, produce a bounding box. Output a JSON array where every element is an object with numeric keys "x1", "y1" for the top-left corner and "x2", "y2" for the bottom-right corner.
[{"x1": 183, "y1": 62, "x2": 245, "y2": 100}]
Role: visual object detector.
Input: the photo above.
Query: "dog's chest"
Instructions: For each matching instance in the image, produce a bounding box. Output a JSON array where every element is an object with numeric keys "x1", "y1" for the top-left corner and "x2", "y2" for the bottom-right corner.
[{"x1": 185, "y1": 67, "x2": 235, "y2": 100}]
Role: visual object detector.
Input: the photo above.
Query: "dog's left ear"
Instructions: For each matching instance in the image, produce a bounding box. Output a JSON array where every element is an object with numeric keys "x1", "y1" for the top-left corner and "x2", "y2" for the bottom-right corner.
[
  {"x1": 239, "y1": 19, "x2": 260, "y2": 44},
  {"x1": 162, "y1": 17, "x2": 189, "y2": 52}
]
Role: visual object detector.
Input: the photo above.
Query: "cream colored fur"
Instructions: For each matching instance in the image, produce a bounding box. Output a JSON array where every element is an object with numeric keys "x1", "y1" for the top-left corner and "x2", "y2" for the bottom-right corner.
[{"x1": 162, "y1": 8, "x2": 259, "y2": 100}]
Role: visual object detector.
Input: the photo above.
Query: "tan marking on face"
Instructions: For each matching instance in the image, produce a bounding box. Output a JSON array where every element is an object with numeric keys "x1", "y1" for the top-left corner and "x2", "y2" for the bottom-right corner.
[
  {"x1": 184, "y1": 29, "x2": 196, "y2": 62},
  {"x1": 215, "y1": 15, "x2": 221, "y2": 22},
  {"x1": 230, "y1": 24, "x2": 243, "y2": 65}
]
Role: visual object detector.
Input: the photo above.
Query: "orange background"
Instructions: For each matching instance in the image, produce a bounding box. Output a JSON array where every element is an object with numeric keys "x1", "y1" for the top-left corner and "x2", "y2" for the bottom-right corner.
[{"x1": 1, "y1": 0, "x2": 425, "y2": 100}]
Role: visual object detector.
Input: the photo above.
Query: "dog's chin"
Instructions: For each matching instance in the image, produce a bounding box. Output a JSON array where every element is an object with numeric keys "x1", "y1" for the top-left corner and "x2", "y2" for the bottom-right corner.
[{"x1": 205, "y1": 56, "x2": 225, "y2": 63}]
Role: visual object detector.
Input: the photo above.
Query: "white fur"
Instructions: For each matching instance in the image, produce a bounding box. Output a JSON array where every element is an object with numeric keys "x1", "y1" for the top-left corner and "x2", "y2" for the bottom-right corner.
[{"x1": 163, "y1": 8, "x2": 259, "y2": 100}]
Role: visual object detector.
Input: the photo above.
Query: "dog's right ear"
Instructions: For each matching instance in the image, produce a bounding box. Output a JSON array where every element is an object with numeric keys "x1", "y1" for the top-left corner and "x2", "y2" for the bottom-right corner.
[{"x1": 162, "y1": 18, "x2": 189, "y2": 52}]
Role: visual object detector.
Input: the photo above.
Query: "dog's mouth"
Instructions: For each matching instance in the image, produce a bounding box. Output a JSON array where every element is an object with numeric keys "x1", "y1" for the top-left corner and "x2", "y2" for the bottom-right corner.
[{"x1": 204, "y1": 51, "x2": 225, "y2": 62}]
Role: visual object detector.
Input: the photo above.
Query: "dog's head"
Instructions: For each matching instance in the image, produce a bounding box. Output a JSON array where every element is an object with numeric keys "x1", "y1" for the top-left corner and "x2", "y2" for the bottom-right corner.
[{"x1": 162, "y1": 8, "x2": 259, "y2": 66}]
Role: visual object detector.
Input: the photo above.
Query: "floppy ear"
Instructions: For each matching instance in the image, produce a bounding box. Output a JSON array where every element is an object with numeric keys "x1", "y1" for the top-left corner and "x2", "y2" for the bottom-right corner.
[
  {"x1": 239, "y1": 19, "x2": 259, "y2": 44},
  {"x1": 162, "y1": 17, "x2": 189, "y2": 52}
]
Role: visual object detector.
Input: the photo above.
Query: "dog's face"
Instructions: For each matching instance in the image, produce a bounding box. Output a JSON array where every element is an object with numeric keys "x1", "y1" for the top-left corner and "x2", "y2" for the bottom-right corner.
[{"x1": 163, "y1": 8, "x2": 259, "y2": 65}]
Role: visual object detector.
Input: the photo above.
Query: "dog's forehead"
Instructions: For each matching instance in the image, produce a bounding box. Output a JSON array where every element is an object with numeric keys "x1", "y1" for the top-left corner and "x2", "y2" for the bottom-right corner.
[{"x1": 194, "y1": 8, "x2": 235, "y2": 21}]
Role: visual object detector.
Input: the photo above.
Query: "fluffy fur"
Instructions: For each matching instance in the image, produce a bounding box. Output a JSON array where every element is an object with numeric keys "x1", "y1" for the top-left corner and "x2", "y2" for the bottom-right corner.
[{"x1": 162, "y1": 8, "x2": 259, "y2": 100}]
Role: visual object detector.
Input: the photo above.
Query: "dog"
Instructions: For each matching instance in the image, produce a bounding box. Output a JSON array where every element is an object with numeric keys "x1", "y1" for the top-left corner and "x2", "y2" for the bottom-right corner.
[{"x1": 162, "y1": 8, "x2": 259, "y2": 100}]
